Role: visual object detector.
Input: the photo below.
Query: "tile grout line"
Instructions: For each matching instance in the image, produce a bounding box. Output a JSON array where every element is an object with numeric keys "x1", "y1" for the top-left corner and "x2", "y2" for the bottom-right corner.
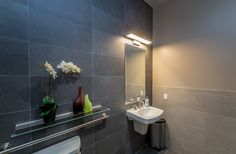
[
  {"x1": 93, "y1": 94, "x2": 125, "y2": 99},
  {"x1": 27, "y1": 0, "x2": 33, "y2": 148},
  {"x1": 0, "y1": 36, "x2": 92, "y2": 55},
  {"x1": 92, "y1": 75, "x2": 124, "y2": 77},
  {"x1": 0, "y1": 75, "x2": 30, "y2": 77},
  {"x1": 0, "y1": 109, "x2": 30, "y2": 116},
  {"x1": 154, "y1": 85, "x2": 236, "y2": 93},
  {"x1": 0, "y1": 36, "x2": 28, "y2": 42},
  {"x1": 91, "y1": 1, "x2": 95, "y2": 153},
  {"x1": 30, "y1": 2, "x2": 93, "y2": 31},
  {"x1": 92, "y1": 52, "x2": 125, "y2": 60},
  {"x1": 92, "y1": 4, "x2": 124, "y2": 23},
  {"x1": 80, "y1": 144, "x2": 93, "y2": 153},
  {"x1": 134, "y1": 144, "x2": 148, "y2": 154},
  {"x1": 29, "y1": 41, "x2": 92, "y2": 54},
  {"x1": 91, "y1": 6, "x2": 123, "y2": 36}
]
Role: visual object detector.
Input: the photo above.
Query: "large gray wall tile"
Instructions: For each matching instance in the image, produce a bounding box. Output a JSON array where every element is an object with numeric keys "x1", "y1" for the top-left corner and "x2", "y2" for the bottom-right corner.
[
  {"x1": 92, "y1": 30, "x2": 124, "y2": 58},
  {"x1": 0, "y1": 38, "x2": 28, "y2": 75},
  {"x1": 94, "y1": 128, "x2": 129, "y2": 154},
  {"x1": 93, "y1": 54, "x2": 124, "y2": 76},
  {"x1": 93, "y1": 76, "x2": 124, "y2": 97},
  {"x1": 30, "y1": 9, "x2": 92, "y2": 51},
  {"x1": 94, "y1": 112, "x2": 127, "y2": 142},
  {"x1": 158, "y1": 87, "x2": 207, "y2": 112},
  {"x1": 93, "y1": 0, "x2": 124, "y2": 21},
  {"x1": 94, "y1": 95, "x2": 126, "y2": 116},
  {"x1": 0, "y1": 0, "x2": 28, "y2": 40},
  {"x1": 125, "y1": 0, "x2": 152, "y2": 39},
  {"x1": 206, "y1": 94, "x2": 236, "y2": 118},
  {"x1": 92, "y1": 7, "x2": 123, "y2": 35},
  {"x1": 29, "y1": 0, "x2": 91, "y2": 28},
  {"x1": 81, "y1": 145, "x2": 93, "y2": 154},
  {"x1": 0, "y1": 76, "x2": 30, "y2": 114},
  {"x1": 205, "y1": 113, "x2": 236, "y2": 154}
]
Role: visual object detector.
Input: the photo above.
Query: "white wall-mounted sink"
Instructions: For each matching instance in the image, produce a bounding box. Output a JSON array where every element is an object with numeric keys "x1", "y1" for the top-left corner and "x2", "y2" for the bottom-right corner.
[{"x1": 126, "y1": 106, "x2": 163, "y2": 135}]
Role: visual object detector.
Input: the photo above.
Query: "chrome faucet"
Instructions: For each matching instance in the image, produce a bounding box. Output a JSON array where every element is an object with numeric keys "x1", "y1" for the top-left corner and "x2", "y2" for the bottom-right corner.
[{"x1": 138, "y1": 100, "x2": 145, "y2": 108}]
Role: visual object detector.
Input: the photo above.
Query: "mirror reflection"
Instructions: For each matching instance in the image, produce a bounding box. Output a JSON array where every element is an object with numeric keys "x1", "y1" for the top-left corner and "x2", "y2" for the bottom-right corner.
[{"x1": 125, "y1": 44, "x2": 145, "y2": 103}]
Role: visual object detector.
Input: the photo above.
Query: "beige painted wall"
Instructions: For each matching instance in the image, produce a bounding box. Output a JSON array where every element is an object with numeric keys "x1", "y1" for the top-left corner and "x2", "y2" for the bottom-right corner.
[
  {"x1": 153, "y1": 0, "x2": 236, "y2": 153},
  {"x1": 153, "y1": 0, "x2": 236, "y2": 91}
]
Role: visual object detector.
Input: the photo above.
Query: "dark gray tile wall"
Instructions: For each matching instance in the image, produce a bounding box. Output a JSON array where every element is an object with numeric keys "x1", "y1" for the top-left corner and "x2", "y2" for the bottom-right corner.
[
  {"x1": 0, "y1": 0, "x2": 28, "y2": 40},
  {"x1": 125, "y1": 0, "x2": 152, "y2": 39},
  {"x1": 0, "y1": 0, "x2": 152, "y2": 154}
]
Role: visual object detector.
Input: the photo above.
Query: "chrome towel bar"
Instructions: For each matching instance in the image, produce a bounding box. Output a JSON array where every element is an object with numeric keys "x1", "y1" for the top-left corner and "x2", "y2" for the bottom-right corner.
[{"x1": 0, "y1": 114, "x2": 109, "y2": 154}]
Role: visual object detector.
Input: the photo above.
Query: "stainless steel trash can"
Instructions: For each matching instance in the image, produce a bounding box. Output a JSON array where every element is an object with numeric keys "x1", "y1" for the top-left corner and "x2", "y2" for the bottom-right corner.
[{"x1": 149, "y1": 118, "x2": 166, "y2": 150}]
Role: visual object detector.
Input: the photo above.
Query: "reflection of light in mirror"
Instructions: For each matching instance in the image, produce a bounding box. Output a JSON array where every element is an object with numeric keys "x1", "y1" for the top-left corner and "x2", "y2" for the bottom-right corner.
[{"x1": 125, "y1": 44, "x2": 146, "y2": 103}]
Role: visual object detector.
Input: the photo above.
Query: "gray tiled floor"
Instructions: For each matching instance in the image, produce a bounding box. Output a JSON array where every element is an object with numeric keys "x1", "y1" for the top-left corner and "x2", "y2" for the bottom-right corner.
[
  {"x1": 137, "y1": 146, "x2": 160, "y2": 154},
  {"x1": 137, "y1": 146, "x2": 177, "y2": 154}
]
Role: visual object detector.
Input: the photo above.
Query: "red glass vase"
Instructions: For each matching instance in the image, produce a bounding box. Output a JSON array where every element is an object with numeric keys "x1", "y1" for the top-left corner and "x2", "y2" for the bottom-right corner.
[{"x1": 73, "y1": 86, "x2": 84, "y2": 114}]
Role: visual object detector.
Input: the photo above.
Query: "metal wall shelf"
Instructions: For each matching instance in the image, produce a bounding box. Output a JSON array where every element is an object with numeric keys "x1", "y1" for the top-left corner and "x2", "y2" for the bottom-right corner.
[
  {"x1": 12, "y1": 105, "x2": 110, "y2": 138},
  {"x1": 0, "y1": 114, "x2": 109, "y2": 154},
  {"x1": 0, "y1": 105, "x2": 110, "y2": 154}
]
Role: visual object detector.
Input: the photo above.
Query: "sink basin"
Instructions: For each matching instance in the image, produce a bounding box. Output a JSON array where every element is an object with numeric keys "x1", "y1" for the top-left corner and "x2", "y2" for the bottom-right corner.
[
  {"x1": 126, "y1": 106, "x2": 163, "y2": 135},
  {"x1": 127, "y1": 106, "x2": 163, "y2": 124}
]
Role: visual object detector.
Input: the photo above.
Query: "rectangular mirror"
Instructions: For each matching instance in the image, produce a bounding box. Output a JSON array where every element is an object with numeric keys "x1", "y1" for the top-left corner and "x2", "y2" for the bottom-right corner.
[{"x1": 125, "y1": 44, "x2": 145, "y2": 103}]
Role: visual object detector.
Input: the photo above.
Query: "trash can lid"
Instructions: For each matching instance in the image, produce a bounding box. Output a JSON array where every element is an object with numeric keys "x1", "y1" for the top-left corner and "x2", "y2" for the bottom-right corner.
[{"x1": 156, "y1": 118, "x2": 166, "y2": 123}]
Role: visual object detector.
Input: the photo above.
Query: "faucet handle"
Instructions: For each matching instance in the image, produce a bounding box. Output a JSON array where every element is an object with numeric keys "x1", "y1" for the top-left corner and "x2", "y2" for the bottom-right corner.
[
  {"x1": 129, "y1": 98, "x2": 134, "y2": 103},
  {"x1": 138, "y1": 101, "x2": 145, "y2": 108},
  {"x1": 133, "y1": 105, "x2": 138, "y2": 110}
]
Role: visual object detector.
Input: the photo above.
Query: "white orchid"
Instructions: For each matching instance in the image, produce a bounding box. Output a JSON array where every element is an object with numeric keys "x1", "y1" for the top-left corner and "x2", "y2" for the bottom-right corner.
[
  {"x1": 42, "y1": 61, "x2": 57, "y2": 79},
  {"x1": 57, "y1": 60, "x2": 81, "y2": 74}
]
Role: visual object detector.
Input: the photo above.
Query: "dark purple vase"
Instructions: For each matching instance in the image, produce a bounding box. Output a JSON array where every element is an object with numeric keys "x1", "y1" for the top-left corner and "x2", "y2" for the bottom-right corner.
[{"x1": 73, "y1": 86, "x2": 84, "y2": 114}]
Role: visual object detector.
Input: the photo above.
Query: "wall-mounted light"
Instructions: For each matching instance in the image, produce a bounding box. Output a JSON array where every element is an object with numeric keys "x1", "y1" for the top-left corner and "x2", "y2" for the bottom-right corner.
[
  {"x1": 126, "y1": 33, "x2": 152, "y2": 45},
  {"x1": 132, "y1": 40, "x2": 141, "y2": 46}
]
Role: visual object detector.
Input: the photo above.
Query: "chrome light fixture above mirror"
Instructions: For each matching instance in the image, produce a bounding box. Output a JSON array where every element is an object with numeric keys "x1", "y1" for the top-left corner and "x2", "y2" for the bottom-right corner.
[{"x1": 126, "y1": 33, "x2": 152, "y2": 45}]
